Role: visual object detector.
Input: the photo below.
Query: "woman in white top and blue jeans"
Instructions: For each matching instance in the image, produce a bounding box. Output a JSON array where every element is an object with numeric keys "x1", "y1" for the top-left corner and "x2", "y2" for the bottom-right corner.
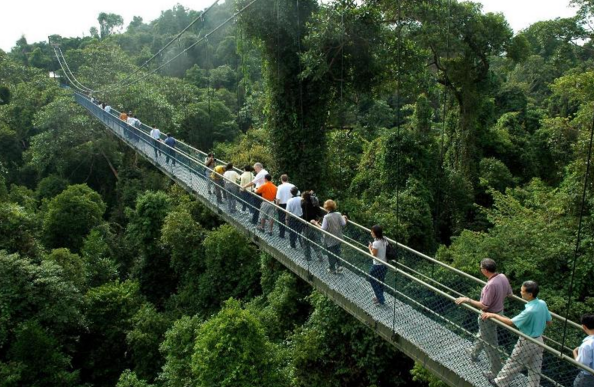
[{"x1": 368, "y1": 225, "x2": 388, "y2": 305}]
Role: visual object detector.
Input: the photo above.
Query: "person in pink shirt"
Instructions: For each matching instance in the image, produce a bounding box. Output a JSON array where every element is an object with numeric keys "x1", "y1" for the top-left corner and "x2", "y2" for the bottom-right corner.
[{"x1": 455, "y1": 258, "x2": 513, "y2": 378}]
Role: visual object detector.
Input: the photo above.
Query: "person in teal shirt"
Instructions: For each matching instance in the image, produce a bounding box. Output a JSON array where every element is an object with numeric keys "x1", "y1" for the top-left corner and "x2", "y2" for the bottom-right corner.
[{"x1": 482, "y1": 280, "x2": 552, "y2": 387}]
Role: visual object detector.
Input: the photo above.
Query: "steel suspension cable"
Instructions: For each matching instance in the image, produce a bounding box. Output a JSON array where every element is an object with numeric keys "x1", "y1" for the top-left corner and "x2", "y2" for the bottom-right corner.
[
  {"x1": 112, "y1": 0, "x2": 221, "y2": 90},
  {"x1": 55, "y1": 46, "x2": 95, "y2": 94},
  {"x1": 392, "y1": 0, "x2": 403, "y2": 332},
  {"x1": 52, "y1": 47, "x2": 89, "y2": 93},
  {"x1": 433, "y1": 0, "x2": 451, "y2": 242},
  {"x1": 296, "y1": 0, "x2": 305, "y2": 136},
  {"x1": 560, "y1": 106, "x2": 594, "y2": 351},
  {"x1": 88, "y1": 0, "x2": 260, "y2": 94},
  {"x1": 53, "y1": 0, "x2": 221, "y2": 95}
]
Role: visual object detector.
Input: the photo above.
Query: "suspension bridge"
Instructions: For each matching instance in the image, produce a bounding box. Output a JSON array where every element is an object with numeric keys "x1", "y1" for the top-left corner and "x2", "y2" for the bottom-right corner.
[{"x1": 72, "y1": 92, "x2": 593, "y2": 387}]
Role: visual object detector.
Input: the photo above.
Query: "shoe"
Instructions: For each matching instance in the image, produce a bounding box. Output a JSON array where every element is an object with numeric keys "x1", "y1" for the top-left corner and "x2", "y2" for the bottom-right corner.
[
  {"x1": 483, "y1": 371, "x2": 497, "y2": 386},
  {"x1": 267, "y1": 231, "x2": 273, "y2": 236},
  {"x1": 372, "y1": 297, "x2": 379, "y2": 304},
  {"x1": 466, "y1": 347, "x2": 478, "y2": 363},
  {"x1": 327, "y1": 269, "x2": 337, "y2": 274},
  {"x1": 336, "y1": 267, "x2": 343, "y2": 273},
  {"x1": 256, "y1": 227, "x2": 265, "y2": 232}
]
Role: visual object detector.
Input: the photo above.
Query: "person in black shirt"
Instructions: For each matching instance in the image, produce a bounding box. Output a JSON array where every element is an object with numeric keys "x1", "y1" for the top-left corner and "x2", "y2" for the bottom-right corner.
[{"x1": 301, "y1": 191, "x2": 323, "y2": 261}]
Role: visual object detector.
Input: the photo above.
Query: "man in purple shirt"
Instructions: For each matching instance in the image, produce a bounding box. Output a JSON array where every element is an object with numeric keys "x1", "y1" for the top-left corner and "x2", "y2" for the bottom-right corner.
[{"x1": 455, "y1": 258, "x2": 513, "y2": 377}]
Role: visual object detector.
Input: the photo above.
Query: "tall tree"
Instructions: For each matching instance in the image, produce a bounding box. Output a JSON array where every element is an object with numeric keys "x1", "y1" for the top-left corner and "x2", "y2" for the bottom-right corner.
[{"x1": 98, "y1": 13, "x2": 124, "y2": 39}]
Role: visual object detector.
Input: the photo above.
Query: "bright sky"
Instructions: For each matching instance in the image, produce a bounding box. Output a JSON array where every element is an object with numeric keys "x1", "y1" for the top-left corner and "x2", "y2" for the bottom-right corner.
[
  {"x1": 0, "y1": 0, "x2": 214, "y2": 52},
  {"x1": 0, "y1": 0, "x2": 579, "y2": 52},
  {"x1": 466, "y1": 0, "x2": 577, "y2": 31}
]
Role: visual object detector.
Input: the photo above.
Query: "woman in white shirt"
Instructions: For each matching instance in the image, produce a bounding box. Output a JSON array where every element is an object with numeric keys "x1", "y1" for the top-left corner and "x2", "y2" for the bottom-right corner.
[{"x1": 368, "y1": 225, "x2": 388, "y2": 305}]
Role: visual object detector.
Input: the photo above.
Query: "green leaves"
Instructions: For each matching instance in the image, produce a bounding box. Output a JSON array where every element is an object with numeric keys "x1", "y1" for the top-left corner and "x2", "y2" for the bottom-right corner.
[
  {"x1": 42, "y1": 184, "x2": 106, "y2": 252},
  {"x1": 191, "y1": 299, "x2": 287, "y2": 387}
]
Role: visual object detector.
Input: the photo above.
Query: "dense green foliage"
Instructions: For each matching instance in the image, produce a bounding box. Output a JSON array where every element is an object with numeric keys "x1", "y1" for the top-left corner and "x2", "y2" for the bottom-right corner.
[{"x1": 1, "y1": 0, "x2": 594, "y2": 385}]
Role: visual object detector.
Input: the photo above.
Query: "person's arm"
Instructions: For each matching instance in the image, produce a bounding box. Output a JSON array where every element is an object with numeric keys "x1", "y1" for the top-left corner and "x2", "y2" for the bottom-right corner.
[
  {"x1": 320, "y1": 216, "x2": 328, "y2": 230},
  {"x1": 244, "y1": 175, "x2": 258, "y2": 189},
  {"x1": 573, "y1": 347, "x2": 579, "y2": 360},
  {"x1": 311, "y1": 214, "x2": 325, "y2": 227},
  {"x1": 481, "y1": 312, "x2": 514, "y2": 326},
  {"x1": 455, "y1": 296, "x2": 489, "y2": 310},
  {"x1": 368, "y1": 242, "x2": 378, "y2": 257}
]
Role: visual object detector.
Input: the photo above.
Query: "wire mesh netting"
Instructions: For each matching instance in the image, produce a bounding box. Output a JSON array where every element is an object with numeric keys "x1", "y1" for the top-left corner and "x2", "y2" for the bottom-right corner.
[{"x1": 77, "y1": 93, "x2": 594, "y2": 387}]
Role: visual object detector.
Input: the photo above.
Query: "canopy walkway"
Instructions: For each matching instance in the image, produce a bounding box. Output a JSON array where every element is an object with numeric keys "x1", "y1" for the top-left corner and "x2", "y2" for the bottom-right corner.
[{"x1": 76, "y1": 93, "x2": 593, "y2": 387}]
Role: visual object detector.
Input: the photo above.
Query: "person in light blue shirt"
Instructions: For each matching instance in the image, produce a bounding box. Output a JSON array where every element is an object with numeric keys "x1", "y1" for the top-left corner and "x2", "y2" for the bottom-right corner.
[
  {"x1": 574, "y1": 314, "x2": 594, "y2": 387},
  {"x1": 482, "y1": 280, "x2": 552, "y2": 387}
]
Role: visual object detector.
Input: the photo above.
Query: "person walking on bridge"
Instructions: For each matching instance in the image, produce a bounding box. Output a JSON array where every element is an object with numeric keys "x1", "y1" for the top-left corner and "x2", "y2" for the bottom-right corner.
[
  {"x1": 368, "y1": 225, "x2": 388, "y2": 305},
  {"x1": 482, "y1": 280, "x2": 552, "y2": 387},
  {"x1": 275, "y1": 174, "x2": 295, "y2": 239},
  {"x1": 212, "y1": 164, "x2": 226, "y2": 204},
  {"x1": 223, "y1": 163, "x2": 241, "y2": 213},
  {"x1": 242, "y1": 162, "x2": 268, "y2": 225},
  {"x1": 255, "y1": 174, "x2": 277, "y2": 235},
  {"x1": 286, "y1": 186, "x2": 303, "y2": 249},
  {"x1": 573, "y1": 313, "x2": 594, "y2": 387},
  {"x1": 205, "y1": 153, "x2": 216, "y2": 194},
  {"x1": 164, "y1": 133, "x2": 176, "y2": 166},
  {"x1": 312, "y1": 200, "x2": 348, "y2": 274},
  {"x1": 239, "y1": 165, "x2": 254, "y2": 213},
  {"x1": 301, "y1": 191, "x2": 323, "y2": 261},
  {"x1": 455, "y1": 258, "x2": 512, "y2": 377},
  {"x1": 150, "y1": 125, "x2": 162, "y2": 158}
]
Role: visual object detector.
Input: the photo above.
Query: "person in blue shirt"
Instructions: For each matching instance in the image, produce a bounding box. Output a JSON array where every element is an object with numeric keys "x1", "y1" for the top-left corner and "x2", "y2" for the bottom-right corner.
[
  {"x1": 482, "y1": 280, "x2": 552, "y2": 387},
  {"x1": 574, "y1": 314, "x2": 594, "y2": 387},
  {"x1": 164, "y1": 133, "x2": 176, "y2": 165}
]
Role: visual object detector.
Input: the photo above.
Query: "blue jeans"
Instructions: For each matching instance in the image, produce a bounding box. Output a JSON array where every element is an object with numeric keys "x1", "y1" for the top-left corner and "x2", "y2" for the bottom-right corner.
[
  {"x1": 278, "y1": 204, "x2": 287, "y2": 238},
  {"x1": 251, "y1": 195, "x2": 263, "y2": 224},
  {"x1": 327, "y1": 244, "x2": 341, "y2": 271},
  {"x1": 152, "y1": 139, "x2": 161, "y2": 158},
  {"x1": 369, "y1": 264, "x2": 387, "y2": 304},
  {"x1": 303, "y1": 226, "x2": 322, "y2": 260},
  {"x1": 226, "y1": 183, "x2": 238, "y2": 212},
  {"x1": 575, "y1": 373, "x2": 594, "y2": 387},
  {"x1": 287, "y1": 216, "x2": 302, "y2": 248},
  {"x1": 166, "y1": 148, "x2": 176, "y2": 165}
]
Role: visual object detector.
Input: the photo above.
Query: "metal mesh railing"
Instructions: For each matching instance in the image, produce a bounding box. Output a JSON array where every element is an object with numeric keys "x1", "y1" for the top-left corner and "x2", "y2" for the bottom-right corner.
[
  {"x1": 78, "y1": 94, "x2": 594, "y2": 387},
  {"x1": 104, "y1": 104, "x2": 585, "y2": 349}
]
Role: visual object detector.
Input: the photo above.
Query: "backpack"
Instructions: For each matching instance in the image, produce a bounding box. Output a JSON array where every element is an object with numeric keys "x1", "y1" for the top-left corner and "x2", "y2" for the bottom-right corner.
[
  {"x1": 310, "y1": 193, "x2": 320, "y2": 208},
  {"x1": 385, "y1": 239, "x2": 398, "y2": 261}
]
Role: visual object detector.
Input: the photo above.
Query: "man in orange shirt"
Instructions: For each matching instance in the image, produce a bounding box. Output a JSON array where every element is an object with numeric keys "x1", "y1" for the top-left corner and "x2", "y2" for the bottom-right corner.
[{"x1": 255, "y1": 174, "x2": 277, "y2": 235}]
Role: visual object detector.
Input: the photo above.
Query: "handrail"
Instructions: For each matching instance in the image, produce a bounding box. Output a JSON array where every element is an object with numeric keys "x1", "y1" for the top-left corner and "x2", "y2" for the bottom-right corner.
[
  {"x1": 79, "y1": 93, "x2": 594, "y2": 378},
  {"x1": 107, "y1": 103, "x2": 581, "y2": 331}
]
